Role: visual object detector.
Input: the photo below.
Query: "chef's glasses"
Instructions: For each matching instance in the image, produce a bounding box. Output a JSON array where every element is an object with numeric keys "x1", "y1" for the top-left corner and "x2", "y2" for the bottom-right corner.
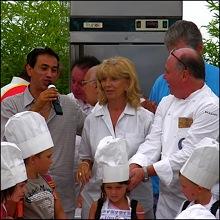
[{"x1": 170, "y1": 49, "x2": 187, "y2": 70}]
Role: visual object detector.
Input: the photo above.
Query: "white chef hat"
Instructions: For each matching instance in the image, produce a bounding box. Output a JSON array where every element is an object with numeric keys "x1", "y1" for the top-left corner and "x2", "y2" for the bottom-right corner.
[
  {"x1": 95, "y1": 136, "x2": 129, "y2": 183},
  {"x1": 4, "y1": 111, "x2": 54, "y2": 159},
  {"x1": 180, "y1": 137, "x2": 219, "y2": 189},
  {"x1": 1, "y1": 142, "x2": 27, "y2": 190},
  {"x1": 175, "y1": 204, "x2": 216, "y2": 219}
]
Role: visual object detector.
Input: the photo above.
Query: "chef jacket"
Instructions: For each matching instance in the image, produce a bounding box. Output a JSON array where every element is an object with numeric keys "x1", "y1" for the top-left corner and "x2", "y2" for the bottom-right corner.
[{"x1": 129, "y1": 84, "x2": 219, "y2": 219}]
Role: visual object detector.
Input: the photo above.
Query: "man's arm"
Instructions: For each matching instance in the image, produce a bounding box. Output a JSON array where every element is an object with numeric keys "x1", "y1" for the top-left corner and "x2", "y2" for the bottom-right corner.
[
  {"x1": 128, "y1": 101, "x2": 166, "y2": 190},
  {"x1": 30, "y1": 87, "x2": 59, "y2": 119},
  {"x1": 129, "y1": 100, "x2": 166, "y2": 167},
  {"x1": 129, "y1": 100, "x2": 219, "y2": 190},
  {"x1": 153, "y1": 101, "x2": 219, "y2": 186}
]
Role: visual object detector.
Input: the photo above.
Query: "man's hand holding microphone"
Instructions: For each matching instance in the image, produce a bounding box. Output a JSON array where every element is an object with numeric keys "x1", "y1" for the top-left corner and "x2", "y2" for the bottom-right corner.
[{"x1": 31, "y1": 84, "x2": 63, "y2": 118}]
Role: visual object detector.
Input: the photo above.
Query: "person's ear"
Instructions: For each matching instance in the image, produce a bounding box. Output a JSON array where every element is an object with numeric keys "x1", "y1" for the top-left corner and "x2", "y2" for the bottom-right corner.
[
  {"x1": 30, "y1": 154, "x2": 41, "y2": 163},
  {"x1": 25, "y1": 64, "x2": 32, "y2": 77},
  {"x1": 27, "y1": 155, "x2": 36, "y2": 165},
  {"x1": 182, "y1": 69, "x2": 190, "y2": 82},
  {"x1": 196, "y1": 44, "x2": 203, "y2": 55}
]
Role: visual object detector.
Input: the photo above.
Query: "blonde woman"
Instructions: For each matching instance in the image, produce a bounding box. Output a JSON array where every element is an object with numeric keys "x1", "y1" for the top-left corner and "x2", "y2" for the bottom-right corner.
[{"x1": 77, "y1": 56, "x2": 154, "y2": 219}]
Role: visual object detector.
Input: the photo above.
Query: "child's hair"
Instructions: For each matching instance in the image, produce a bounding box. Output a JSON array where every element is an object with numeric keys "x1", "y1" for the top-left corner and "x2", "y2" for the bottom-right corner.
[
  {"x1": 1, "y1": 185, "x2": 17, "y2": 203},
  {"x1": 23, "y1": 151, "x2": 45, "y2": 165},
  {"x1": 100, "y1": 180, "x2": 129, "y2": 202}
]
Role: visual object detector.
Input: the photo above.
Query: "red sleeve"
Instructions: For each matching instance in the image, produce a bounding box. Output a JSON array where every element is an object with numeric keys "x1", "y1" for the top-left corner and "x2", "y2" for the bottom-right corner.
[{"x1": 1, "y1": 85, "x2": 27, "y2": 102}]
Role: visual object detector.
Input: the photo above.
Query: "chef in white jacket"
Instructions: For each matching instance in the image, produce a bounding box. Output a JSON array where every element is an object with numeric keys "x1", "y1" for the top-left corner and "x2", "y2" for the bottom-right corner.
[{"x1": 128, "y1": 47, "x2": 219, "y2": 219}]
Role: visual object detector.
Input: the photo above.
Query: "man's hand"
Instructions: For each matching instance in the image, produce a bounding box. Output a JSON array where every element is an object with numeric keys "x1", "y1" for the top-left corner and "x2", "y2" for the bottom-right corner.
[
  {"x1": 129, "y1": 163, "x2": 141, "y2": 172},
  {"x1": 30, "y1": 87, "x2": 59, "y2": 119},
  {"x1": 31, "y1": 87, "x2": 58, "y2": 111},
  {"x1": 128, "y1": 164, "x2": 144, "y2": 191}
]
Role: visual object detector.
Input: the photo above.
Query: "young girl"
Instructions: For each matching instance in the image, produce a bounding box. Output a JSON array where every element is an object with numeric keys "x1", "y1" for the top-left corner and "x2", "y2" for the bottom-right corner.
[
  {"x1": 4, "y1": 111, "x2": 66, "y2": 219},
  {"x1": 89, "y1": 180, "x2": 145, "y2": 219},
  {"x1": 1, "y1": 142, "x2": 27, "y2": 219},
  {"x1": 88, "y1": 136, "x2": 145, "y2": 219}
]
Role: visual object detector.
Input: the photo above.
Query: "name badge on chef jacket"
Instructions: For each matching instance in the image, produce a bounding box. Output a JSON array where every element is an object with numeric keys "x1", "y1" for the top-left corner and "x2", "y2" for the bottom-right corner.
[{"x1": 178, "y1": 117, "x2": 193, "y2": 128}]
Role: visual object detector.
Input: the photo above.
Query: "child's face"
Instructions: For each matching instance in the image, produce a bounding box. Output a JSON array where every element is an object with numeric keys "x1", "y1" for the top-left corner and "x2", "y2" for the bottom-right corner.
[
  {"x1": 10, "y1": 181, "x2": 27, "y2": 202},
  {"x1": 104, "y1": 182, "x2": 127, "y2": 203},
  {"x1": 34, "y1": 148, "x2": 53, "y2": 174},
  {"x1": 179, "y1": 174, "x2": 200, "y2": 201}
]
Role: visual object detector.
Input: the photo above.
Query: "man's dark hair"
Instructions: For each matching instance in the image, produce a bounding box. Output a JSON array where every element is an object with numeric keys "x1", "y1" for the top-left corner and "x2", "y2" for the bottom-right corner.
[
  {"x1": 71, "y1": 55, "x2": 101, "y2": 71},
  {"x1": 26, "y1": 47, "x2": 59, "y2": 68},
  {"x1": 179, "y1": 53, "x2": 205, "y2": 80}
]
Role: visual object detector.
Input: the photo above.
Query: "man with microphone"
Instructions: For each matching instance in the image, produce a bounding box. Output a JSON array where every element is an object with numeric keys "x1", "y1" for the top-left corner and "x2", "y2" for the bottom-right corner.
[{"x1": 1, "y1": 47, "x2": 86, "y2": 219}]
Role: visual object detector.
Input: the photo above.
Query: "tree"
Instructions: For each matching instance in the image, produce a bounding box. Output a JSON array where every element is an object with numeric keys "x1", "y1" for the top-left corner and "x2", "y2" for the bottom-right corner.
[
  {"x1": 203, "y1": 0, "x2": 219, "y2": 67},
  {"x1": 1, "y1": 1, "x2": 70, "y2": 93}
]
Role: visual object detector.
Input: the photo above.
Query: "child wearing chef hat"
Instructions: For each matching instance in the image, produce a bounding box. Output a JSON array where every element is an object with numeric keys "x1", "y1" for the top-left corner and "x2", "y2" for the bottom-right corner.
[
  {"x1": 1, "y1": 142, "x2": 27, "y2": 219},
  {"x1": 177, "y1": 137, "x2": 219, "y2": 218},
  {"x1": 4, "y1": 111, "x2": 66, "y2": 219},
  {"x1": 88, "y1": 136, "x2": 145, "y2": 219}
]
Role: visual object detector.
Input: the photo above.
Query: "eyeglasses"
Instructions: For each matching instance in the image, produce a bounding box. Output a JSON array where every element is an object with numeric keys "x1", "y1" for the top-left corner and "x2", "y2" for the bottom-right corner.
[
  {"x1": 81, "y1": 79, "x2": 96, "y2": 86},
  {"x1": 170, "y1": 49, "x2": 187, "y2": 70}
]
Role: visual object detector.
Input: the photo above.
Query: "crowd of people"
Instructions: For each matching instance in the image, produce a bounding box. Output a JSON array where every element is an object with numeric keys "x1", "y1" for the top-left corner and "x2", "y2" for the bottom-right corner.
[{"x1": 1, "y1": 20, "x2": 219, "y2": 219}]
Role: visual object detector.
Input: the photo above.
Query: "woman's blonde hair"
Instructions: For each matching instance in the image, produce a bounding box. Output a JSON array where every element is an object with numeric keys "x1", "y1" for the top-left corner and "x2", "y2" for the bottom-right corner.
[{"x1": 96, "y1": 56, "x2": 141, "y2": 108}]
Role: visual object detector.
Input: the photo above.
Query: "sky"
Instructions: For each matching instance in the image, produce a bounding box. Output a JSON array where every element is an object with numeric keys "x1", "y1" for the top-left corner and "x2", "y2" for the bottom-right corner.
[{"x1": 183, "y1": 1, "x2": 214, "y2": 39}]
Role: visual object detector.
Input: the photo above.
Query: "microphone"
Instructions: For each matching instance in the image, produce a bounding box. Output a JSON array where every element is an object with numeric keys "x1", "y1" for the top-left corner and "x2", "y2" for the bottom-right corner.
[{"x1": 48, "y1": 84, "x2": 63, "y2": 115}]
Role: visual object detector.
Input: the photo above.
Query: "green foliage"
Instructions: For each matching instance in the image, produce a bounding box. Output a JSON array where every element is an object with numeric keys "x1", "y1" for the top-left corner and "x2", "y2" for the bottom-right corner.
[
  {"x1": 1, "y1": 1, "x2": 70, "y2": 93},
  {"x1": 203, "y1": 0, "x2": 219, "y2": 67}
]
